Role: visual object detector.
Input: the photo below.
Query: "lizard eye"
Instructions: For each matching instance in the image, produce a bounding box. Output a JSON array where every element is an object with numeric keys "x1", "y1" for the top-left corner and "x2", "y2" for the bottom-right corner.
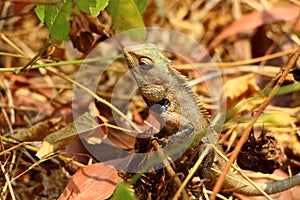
[{"x1": 139, "y1": 57, "x2": 153, "y2": 70}]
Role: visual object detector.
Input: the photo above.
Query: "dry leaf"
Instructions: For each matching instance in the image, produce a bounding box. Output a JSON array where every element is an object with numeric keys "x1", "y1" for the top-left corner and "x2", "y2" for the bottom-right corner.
[
  {"x1": 224, "y1": 74, "x2": 261, "y2": 111},
  {"x1": 233, "y1": 97, "x2": 265, "y2": 115},
  {"x1": 36, "y1": 112, "x2": 100, "y2": 158},
  {"x1": 208, "y1": 4, "x2": 300, "y2": 49},
  {"x1": 12, "y1": 117, "x2": 66, "y2": 141},
  {"x1": 58, "y1": 163, "x2": 121, "y2": 200}
]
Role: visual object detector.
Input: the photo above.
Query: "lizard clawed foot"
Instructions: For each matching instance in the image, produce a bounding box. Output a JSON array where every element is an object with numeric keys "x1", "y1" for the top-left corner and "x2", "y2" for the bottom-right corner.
[
  {"x1": 165, "y1": 122, "x2": 195, "y2": 145},
  {"x1": 134, "y1": 127, "x2": 167, "y2": 152}
]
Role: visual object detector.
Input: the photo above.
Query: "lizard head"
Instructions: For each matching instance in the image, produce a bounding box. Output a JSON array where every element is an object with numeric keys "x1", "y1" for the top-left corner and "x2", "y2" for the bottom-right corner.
[
  {"x1": 123, "y1": 43, "x2": 172, "y2": 90},
  {"x1": 123, "y1": 43, "x2": 171, "y2": 69},
  {"x1": 123, "y1": 43, "x2": 174, "y2": 103}
]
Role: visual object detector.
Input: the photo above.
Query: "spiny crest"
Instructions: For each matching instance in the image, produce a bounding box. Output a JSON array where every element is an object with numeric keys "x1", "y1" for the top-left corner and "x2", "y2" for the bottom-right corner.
[
  {"x1": 167, "y1": 63, "x2": 198, "y2": 100},
  {"x1": 168, "y1": 63, "x2": 211, "y2": 122},
  {"x1": 196, "y1": 98, "x2": 211, "y2": 123}
]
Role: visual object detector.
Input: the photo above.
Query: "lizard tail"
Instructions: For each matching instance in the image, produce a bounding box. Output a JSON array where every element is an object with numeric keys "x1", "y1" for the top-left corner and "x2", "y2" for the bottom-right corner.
[{"x1": 211, "y1": 153, "x2": 300, "y2": 196}]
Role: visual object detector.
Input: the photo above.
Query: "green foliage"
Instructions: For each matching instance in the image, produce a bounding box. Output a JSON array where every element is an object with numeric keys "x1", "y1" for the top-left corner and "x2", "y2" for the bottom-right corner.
[
  {"x1": 35, "y1": 0, "x2": 147, "y2": 41},
  {"x1": 35, "y1": 0, "x2": 108, "y2": 41},
  {"x1": 90, "y1": 0, "x2": 109, "y2": 16},
  {"x1": 134, "y1": 0, "x2": 148, "y2": 13},
  {"x1": 35, "y1": 0, "x2": 72, "y2": 41},
  {"x1": 106, "y1": 0, "x2": 147, "y2": 41},
  {"x1": 74, "y1": 0, "x2": 96, "y2": 14},
  {"x1": 111, "y1": 182, "x2": 138, "y2": 200}
]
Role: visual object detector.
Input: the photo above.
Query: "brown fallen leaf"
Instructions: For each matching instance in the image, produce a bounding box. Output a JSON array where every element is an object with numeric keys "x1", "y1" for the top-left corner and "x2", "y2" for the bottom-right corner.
[
  {"x1": 11, "y1": 117, "x2": 66, "y2": 141},
  {"x1": 58, "y1": 163, "x2": 121, "y2": 200},
  {"x1": 36, "y1": 112, "x2": 100, "y2": 158},
  {"x1": 208, "y1": 4, "x2": 300, "y2": 50},
  {"x1": 224, "y1": 74, "x2": 262, "y2": 111}
]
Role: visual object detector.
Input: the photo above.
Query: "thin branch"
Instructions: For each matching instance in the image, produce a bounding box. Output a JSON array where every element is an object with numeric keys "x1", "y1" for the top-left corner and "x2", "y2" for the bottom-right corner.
[{"x1": 210, "y1": 47, "x2": 300, "y2": 199}]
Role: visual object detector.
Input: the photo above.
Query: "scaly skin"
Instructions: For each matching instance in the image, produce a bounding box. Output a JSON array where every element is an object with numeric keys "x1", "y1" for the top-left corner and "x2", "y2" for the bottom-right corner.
[
  {"x1": 124, "y1": 43, "x2": 300, "y2": 196},
  {"x1": 124, "y1": 44, "x2": 209, "y2": 142}
]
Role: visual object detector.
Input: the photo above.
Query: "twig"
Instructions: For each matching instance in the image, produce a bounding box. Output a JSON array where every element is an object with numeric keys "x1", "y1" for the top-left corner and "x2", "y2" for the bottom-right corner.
[
  {"x1": 46, "y1": 67, "x2": 141, "y2": 133},
  {"x1": 177, "y1": 48, "x2": 296, "y2": 69},
  {"x1": 173, "y1": 144, "x2": 211, "y2": 200},
  {"x1": 151, "y1": 140, "x2": 189, "y2": 200},
  {"x1": 0, "y1": 54, "x2": 123, "y2": 73},
  {"x1": 210, "y1": 47, "x2": 300, "y2": 199},
  {"x1": 0, "y1": 161, "x2": 16, "y2": 200},
  {"x1": 0, "y1": 136, "x2": 85, "y2": 168},
  {"x1": 0, "y1": 33, "x2": 26, "y2": 56},
  {"x1": 213, "y1": 146, "x2": 272, "y2": 200}
]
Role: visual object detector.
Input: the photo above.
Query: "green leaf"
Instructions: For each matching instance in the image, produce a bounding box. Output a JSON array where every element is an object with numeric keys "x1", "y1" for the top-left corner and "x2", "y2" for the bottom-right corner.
[
  {"x1": 111, "y1": 182, "x2": 138, "y2": 200},
  {"x1": 35, "y1": 4, "x2": 46, "y2": 23},
  {"x1": 74, "y1": 0, "x2": 96, "y2": 14},
  {"x1": 35, "y1": 0, "x2": 72, "y2": 41},
  {"x1": 106, "y1": 0, "x2": 146, "y2": 41},
  {"x1": 134, "y1": 0, "x2": 148, "y2": 13},
  {"x1": 90, "y1": 0, "x2": 109, "y2": 16}
]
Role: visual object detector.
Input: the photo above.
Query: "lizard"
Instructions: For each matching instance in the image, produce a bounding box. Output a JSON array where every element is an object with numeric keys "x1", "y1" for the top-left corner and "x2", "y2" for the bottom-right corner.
[{"x1": 123, "y1": 43, "x2": 300, "y2": 197}]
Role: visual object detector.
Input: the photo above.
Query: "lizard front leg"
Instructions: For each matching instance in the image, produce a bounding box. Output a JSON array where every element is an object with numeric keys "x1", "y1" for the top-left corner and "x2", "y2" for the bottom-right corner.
[
  {"x1": 160, "y1": 111, "x2": 195, "y2": 143},
  {"x1": 157, "y1": 110, "x2": 215, "y2": 182}
]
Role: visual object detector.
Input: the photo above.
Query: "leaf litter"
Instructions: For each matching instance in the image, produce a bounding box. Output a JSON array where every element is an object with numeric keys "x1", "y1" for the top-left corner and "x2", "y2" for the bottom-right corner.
[{"x1": 0, "y1": 0, "x2": 300, "y2": 199}]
